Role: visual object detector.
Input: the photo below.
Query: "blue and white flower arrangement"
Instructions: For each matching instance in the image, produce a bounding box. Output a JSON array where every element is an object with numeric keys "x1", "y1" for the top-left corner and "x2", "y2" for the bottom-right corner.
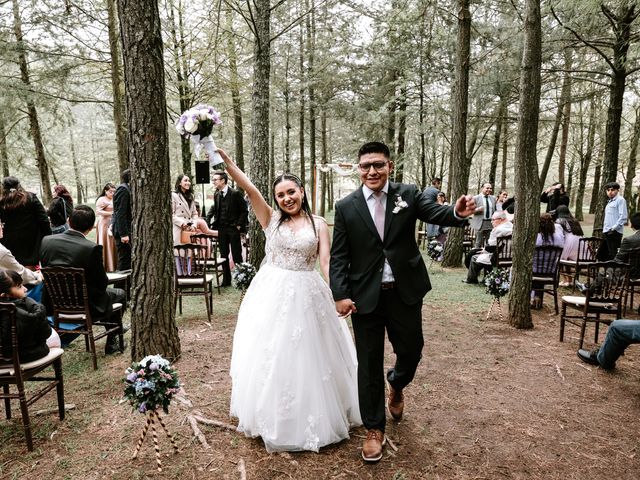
[
  {"x1": 427, "y1": 240, "x2": 444, "y2": 262},
  {"x1": 123, "y1": 355, "x2": 180, "y2": 414},
  {"x1": 233, "y1": 262, "x2": 257, "y2": 291},
  {"x1": 175, "y1": 104, "x2": 224, "y2": 168},
  {"x1": 484, "y1": 268, "x2": 510, "y2": 298}
]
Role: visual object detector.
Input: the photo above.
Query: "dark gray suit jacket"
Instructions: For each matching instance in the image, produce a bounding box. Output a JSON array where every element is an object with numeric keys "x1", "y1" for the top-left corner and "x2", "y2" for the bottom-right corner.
[
  {"x1": 330, "y1": 182, "x2": 465, "y2": 314},
  {"x1": 614, "y1": 230, "x2": 640, "y2": 277},
  {"x1": 40, "y1": 230, "x2": 112, "y2": 318}
]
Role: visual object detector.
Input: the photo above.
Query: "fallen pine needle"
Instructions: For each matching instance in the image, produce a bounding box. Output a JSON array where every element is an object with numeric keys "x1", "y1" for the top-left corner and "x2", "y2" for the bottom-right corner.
[{"x1": 555, "y1": 364, "x2": 565, "y2": 381}]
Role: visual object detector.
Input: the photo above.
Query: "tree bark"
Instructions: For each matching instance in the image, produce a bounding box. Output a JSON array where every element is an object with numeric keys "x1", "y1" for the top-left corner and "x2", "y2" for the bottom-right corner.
[
  {"x1": 557, "y1": 49, "x2": 573, "y2": 186},
  {"x1": 538, "y1": 94, "x2": 563, "y2": 189},
  {"x1": 623, "y1": 104, "x2": 640, "y2": 209},
  {"x1": 298, "y1": 17, "x2": 306, "y2": 188},
  {"x1": 248, "y1": 0, "x2": 271, "y2": 267},
  {"x1": 508, "y1": 0, "x2": 542, "y2": 330},
  {"x1": 320, "y1": 108, "x2": 327, "y2": 217},
  {"x1": 395, "y1": 86, "x2": 407, "y2": 183},
  {"x1": 69, "y1": 123, "x2": 83, "y2": 204},
  {"x1": 117, "y1": 0, "x2": 181, "y2": 360},
  {"x1": 306, "y1": 0, "x2": 316, "y2": 211},
  {"x1": 489, "y1": 96, "x2": 506, "y2": 188},
  {"x1": 107, "y1": 0, "x2": 128, "y2": 173},
  {"x1": 501, "y1": 116, "x2": 508, "y2": 191},
  {"x1": 442, "y1": 0, "x2": 471, "y2": 268},
  {"x1": 0, "y1": 112, "x2": 9, "y2": 178},
  {"x1": 226, "y1": 8, "x2": 245, "y2": 175},
  {"x1": 575, "y1": 97, "x2": 596, "y2": 221},
  {"x1": 12, "y1": 0, "x2": 52, "y2": 205}
]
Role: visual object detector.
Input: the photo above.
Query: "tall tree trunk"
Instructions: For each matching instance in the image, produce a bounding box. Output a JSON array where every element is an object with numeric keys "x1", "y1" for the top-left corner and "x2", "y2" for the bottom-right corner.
[
  {"x1": 441, "y1": 0, "x2": 471, "y2": 268},
  {"x1": 226, "y1": 8, "x2": 245, "y2": 174},
  {"x1": 298, "y1": 18, "x2": 305, "y2": 188},
  {"x1": 508, "y1": 0, "x2": 542, "y2": 330},
  {"x1": 395, "y1": 85, "x2": 407, "y2": 183},
  {"x1": 167, "y1": 0, "x2": 192, "y2": 176},
  {"x1": 248, "y1": 0, "x2": 271, "y2": 267},
  {"x1": 0, "y1": 113, "x2": 8, "y2": 178},
  {"x1": 107, "y1": 0, "x2": 128, "y2": 173},
  {"x1": 575, "y1": 97, "x2": 596, "y2": 221},
  {"x1": 623, "y1": 104, "x2": 640, "y2": 208},
  {"x1": 117, "y1": 0, "x2": 181, "y2": 360},
  {"x1": 283, "y1": 51, "x2": 291, "y2": 172},
  {"x1": 501, "y1": 115, "x2": 508, "y2": 191},
  {"x1": 557, "y1": 49, "x2": 573, "y2": 185},
  {"x1": 538, "y1": 94, "x2": 563, "y2": 188},
  {"x1": 320, "y1": 108, "x2": 327, "y2": 217},
  {"x1": 589, "y1": 154, "x2": 603, "y2": 214},
  {"x1": 12, "y1": 0, "x2": 52, "y2": 205},
  {"x1": 489, "y1": 96, "x2": 506, "y2": 187},
  {"x1": 306, "y1": 0, "x2": 316, "y2": 211},
  {"x1": 69, "y1": 124, "x2": 83, "y2": 204}
]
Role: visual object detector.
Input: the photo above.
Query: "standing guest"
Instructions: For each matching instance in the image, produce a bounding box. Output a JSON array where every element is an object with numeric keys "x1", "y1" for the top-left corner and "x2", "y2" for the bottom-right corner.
[
  {"x1": 220, "y1": 149, "x2": 361, "y2": 453},
  {"x1": 613, "y1": 212, "x2": 640, "y2": 277},
  {"x1": 422, "y1": 177, "x2": 442, "y2": 203},
  {"x1": 600, "y1": 181, "x2": 628, "y2": 261},
  {"x1": 47, "y1": 184, "x2": 73, "y2": 234},
  {"x1": 555, "y1": 205, "x2": 583, "y2": 261},
  {"x1": 0, "y1": 269, "x2": 60, "y2": 361},
  {"x1": 540, "y1": 182, "x2": 570, "y2": 213},
  {"x1": 495, "y1": 190, "x2": 509, "y2": 211},
  {"x1": 330, "y1": 141, "x2": 474, "y2": 462},
  {"x1": 112, "y1": 169, "x2": 132, "y2": 271},
  {"x1": 469, "y1": 182, "x2": 496, "y2": 248},
  {"x1": 171, "y1": 174, "x2": 217, "y2": 246},
  {"x1": 207, "y1": 171, "x2": 248, "y2": 286},
  {"x1": 96, "y1": 183, "x2": 118, "y2": 272},
  {"x1": 0, "y1": 176, "x2": 51, "y2": 268},
  {"x1": 40, "y1": 205, "x2": 126, "y2": 354}
]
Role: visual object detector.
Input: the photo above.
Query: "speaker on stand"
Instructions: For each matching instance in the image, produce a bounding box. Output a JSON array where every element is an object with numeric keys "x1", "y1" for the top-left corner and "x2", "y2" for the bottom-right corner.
[{"x1": 194, "y1": 160, "x2": 210, "y2": 217}]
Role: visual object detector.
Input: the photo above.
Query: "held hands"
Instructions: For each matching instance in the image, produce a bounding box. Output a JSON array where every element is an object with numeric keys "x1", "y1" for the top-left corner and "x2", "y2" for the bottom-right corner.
[
  {"x1": 455, "y1": 195, "x2": 476, "y2": 218},
  {"x1": 335, "y1": 298, "x2": 357, "y2": 317}
]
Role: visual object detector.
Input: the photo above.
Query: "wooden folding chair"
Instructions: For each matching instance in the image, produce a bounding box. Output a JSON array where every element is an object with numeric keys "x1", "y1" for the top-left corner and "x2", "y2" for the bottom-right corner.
[
  {"x1": 559, "y1": 236, "x2": 601, "y2": 291},
  {"x1": 531, "y1": 245, "x2": 563, "y2": 313},
  {"x1": 174, "y1": 244, "x2": 214, "y2": 322},
  {"x1": 495, "y1": 234, "x2": 513, "y2": 268},
  {"x1": 189, "y1": 233, "x2": 227, "y2": 295},
  {"x1": 0, "y1": 302, "x2": 65, "y2": 451},
  {"x1": 41, "y1": 267, "x2": 124, "y2": 370}
]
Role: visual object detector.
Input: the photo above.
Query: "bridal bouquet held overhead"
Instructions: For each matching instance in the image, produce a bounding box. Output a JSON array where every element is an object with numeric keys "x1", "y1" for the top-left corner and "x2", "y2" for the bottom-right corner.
[{"x1": 175, "y1": 104, "x2": 224, "y2": 169}]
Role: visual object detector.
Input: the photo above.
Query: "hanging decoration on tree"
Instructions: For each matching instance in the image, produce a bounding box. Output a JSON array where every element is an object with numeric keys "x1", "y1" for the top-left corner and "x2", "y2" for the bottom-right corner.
[
  {"x1": 124, "y1": 355, "x2": 181, "y2": 472},
  {"x1": 175, "y1": 104, "x2": 224, "y2": 169},
  {"x1": 484, "y1": 267, "x2": 510, "y2": 321}
]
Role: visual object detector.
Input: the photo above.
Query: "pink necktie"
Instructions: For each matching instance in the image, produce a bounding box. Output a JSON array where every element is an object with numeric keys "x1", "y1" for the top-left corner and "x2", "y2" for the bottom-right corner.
[{"x1": 373, "y1": 191, "x2": 385, "y2": 240}]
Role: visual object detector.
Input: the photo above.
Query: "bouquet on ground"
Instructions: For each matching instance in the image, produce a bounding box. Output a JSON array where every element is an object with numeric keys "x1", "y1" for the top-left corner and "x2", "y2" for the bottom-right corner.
[
  {"x1": 233, "y1": 262, "x2": 257, "y2": 291},
  {"x1": 484, "y1": 267, "x2": 510, "y2": 298},
  {"x1": 427, "y1": 240, "x2": 444, "y2": 261},
  {"x1": 175, "y1": 104, "x2": 224, "y2": 168},
  {"x1": 123, "y1": 355, "x2": 180, "y2": 414}
]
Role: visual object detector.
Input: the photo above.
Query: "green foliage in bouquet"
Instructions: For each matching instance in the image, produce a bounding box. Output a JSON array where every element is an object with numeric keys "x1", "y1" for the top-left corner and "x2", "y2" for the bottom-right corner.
[
  {"x1": 233, "y1": 262, "x2": 257, "y2": 291},
  {"x1": 427, "y1": 240, "x2": 444, "y2": 261},
  {"x1": 484, "y1": 267, "x2": 510, "y2": 298},
  {"x1": 123, "y1": 355, "x2": 180, "y2": 414}
]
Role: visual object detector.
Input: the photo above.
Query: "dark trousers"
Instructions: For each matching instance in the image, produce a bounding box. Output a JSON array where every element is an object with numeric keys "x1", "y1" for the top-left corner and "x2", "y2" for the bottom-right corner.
[
  {"x1": 115, "y1": 238, "x2": 132, "y2": 271},
  {"x1": 599, "y1": 231, "x2": 623, "y2": 261},
  {"x1": 351, "y1": 289, "x2": 423, "y2": 433},
  {"x1": 218, "y1": 228, "x2": 243, "y2": 285}
]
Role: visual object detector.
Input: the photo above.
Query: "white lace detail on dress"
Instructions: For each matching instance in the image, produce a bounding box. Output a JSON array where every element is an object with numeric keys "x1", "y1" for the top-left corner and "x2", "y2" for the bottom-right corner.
[{"x1": 264, "y1": 212, "x2": 319, "y2": 271}]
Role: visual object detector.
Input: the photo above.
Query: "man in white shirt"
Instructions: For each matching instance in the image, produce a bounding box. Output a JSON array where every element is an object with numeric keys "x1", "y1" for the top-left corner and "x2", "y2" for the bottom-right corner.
[{"x1": 600, "y1": 182, "x2": 628, "y2": 260}]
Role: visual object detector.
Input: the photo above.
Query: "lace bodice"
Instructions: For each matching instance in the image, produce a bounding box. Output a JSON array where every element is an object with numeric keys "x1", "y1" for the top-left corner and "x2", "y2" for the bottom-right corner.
[{"x1": 263, "y1": 212, "x2": 320, "y2": 271}]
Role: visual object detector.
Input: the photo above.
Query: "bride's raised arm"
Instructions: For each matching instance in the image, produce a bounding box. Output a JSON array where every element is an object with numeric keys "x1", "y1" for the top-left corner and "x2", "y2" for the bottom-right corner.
[{"x1": 216, "y1": 149, "x2": 272, "y2": 229}]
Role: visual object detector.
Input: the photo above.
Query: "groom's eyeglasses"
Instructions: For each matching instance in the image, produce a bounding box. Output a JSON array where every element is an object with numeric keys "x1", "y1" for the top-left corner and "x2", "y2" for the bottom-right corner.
[{"x1": 358, "y1": 161, "x2": 388, "y2": 172}]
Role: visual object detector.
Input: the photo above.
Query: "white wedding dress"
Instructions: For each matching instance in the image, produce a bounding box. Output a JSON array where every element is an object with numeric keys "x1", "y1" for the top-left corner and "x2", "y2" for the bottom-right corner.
[{"x1": 229, "y1": 212, "x2": 361, "y2": 453}]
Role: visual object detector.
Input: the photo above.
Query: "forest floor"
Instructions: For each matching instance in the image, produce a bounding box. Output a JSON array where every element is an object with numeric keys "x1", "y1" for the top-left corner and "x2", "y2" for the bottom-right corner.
[{"x1": 2, "y1": 261, "x2": 640, "y2": 480}]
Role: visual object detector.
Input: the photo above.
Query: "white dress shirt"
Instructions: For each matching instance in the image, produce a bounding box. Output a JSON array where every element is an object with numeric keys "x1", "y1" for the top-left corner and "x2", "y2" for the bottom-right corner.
[{"x1": 362, "y1": 183, "x2": 395, "y2": 283}]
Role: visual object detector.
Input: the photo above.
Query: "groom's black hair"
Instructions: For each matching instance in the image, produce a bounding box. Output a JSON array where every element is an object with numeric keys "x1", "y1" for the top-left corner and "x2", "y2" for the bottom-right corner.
[
  {"x1": 272, "y1": 173, "x2": 317, "y2": 237},
  {"x1": 358, "y1": 141, "x2": 390, "y2": 159}
]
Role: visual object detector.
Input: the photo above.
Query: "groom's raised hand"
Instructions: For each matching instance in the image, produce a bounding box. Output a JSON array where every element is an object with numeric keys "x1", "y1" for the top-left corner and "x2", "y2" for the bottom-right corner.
[
  {"x1": 454, "y1": 195, "x2": 476, "y2": 218},
  {"x1": 335, "y1": 298, "x2": 357, "y2": 317}
]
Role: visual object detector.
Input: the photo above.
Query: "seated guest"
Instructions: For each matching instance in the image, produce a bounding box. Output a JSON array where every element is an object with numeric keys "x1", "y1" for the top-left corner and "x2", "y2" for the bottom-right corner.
[
  {"x1": 0, "y1": 221, "x2": 42, "y2": 287},
  {"x1": 613, "y1": 212, "x2": 640, "y2": 278},
  {"x1": 555, "y1": 205, "x2": 583, "y2": 261},
  {"x1": 39, "y1": 205, "x2": 126, "y2": 354},
  {"x1": 531, "y1": 213, "x2": 565, "y2": 308},
  {"x1": 463, "y1": 211, "x2": 513, "y2": 284},
  {"x1": 577, "y1": 319, "x2": 640, "y2": 370},
  {"x1": 0, "y1": 269, "x2": 60, "y2": 362}
]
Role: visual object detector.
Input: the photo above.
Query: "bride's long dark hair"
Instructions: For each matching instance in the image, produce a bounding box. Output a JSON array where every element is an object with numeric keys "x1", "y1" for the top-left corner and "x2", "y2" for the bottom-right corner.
[{"x1": 272, "y1": 173, "x2": 316, "y2": 236}]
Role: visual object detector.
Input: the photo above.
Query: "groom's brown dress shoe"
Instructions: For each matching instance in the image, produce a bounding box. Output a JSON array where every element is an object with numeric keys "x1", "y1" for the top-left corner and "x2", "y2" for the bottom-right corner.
[
  {"x1": 388, "y1": 385, "x2": 404, "y2": 420},
  {"x1": 362, "y1": 429, "x2": 385, "y2": 462}
]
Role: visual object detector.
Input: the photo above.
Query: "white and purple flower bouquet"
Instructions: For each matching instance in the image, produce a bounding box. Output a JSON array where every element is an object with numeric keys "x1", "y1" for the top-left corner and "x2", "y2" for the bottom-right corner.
[
  {"x1": 427, "y1": 240, "x2": 444, "y2": 261},
  {"x1": 233, "y1": 262, "x2": 257, "y2": 291},
  {"x1": 484, "y1": 267, "x2": 510, "y2": 298},
  {"x1": 175, "y1": 104, "x2": 224, "y2": 168},
  {"x1": 123, "y1": 355, "x2": 180, "y2": 414}
]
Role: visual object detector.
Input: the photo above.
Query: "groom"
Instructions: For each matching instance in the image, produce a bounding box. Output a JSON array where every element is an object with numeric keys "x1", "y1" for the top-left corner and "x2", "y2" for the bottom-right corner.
[{"x1": 330, "y1": 141, "x2": 475, "y2": 462}]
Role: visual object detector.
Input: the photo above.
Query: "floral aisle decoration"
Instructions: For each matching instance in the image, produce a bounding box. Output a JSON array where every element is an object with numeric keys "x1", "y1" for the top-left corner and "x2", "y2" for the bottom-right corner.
[
  {"x1": 233, "y1": 262, "x2": 257, "y2": 303},
  {"x1": 124, "y1": 355, "x2": 180, "y2": 472},
  {"x1": 175, "y1": 104, "x2": 224, "y2": 168},
  {"x1": 484, "y1": 267, "x2": 510, "y2": 321},
  {"x1": 427, "y1": 240, "x2": 444, "y2": 263}
]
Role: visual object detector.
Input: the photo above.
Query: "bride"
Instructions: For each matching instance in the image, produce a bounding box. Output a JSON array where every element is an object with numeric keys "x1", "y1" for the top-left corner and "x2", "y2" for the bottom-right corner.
[{"x1": 219, "y1": 149, "x2": 361, "y2": 453}]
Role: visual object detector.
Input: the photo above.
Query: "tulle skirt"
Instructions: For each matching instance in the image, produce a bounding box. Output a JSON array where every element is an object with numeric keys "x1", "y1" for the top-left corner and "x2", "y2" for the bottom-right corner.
[{"x1": 229, "y1": 263, "x2": 361, "y2": 453}]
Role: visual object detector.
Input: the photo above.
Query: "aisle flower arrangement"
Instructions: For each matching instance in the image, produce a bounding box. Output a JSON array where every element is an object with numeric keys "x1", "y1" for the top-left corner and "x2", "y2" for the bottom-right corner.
[
  {"x1": 123, "y1": 354, "x2": 180, "y2": 414},
  {"x1": 484, "y1": 267, "x2": 510, "y2": 321},
  {"x1": 427, "y1": 240, "x2": 444, "y2": 262},
  {"x1": 233, "y1": 262, "x2": 257, "y2": 292},
  {"x1": 175, "y1": 104, "x2": 224, "y2": 168}
]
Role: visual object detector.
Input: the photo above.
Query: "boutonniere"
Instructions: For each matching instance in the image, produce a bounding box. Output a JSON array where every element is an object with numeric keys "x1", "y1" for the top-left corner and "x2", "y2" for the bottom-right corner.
[{"x1": 392, "y1": 195, "x2": 409, "y2": 214}]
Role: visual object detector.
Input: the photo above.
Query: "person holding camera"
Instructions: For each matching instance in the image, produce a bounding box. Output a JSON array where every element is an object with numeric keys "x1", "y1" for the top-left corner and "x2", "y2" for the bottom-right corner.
[{"x1": 540, "y1": 182, "x2": 570, "y2": 214}]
